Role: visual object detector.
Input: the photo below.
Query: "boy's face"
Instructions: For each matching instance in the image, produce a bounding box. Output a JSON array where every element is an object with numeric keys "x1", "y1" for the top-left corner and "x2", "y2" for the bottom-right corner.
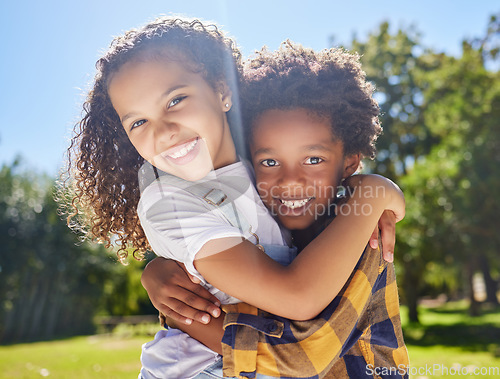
[
  {"x1": 108, "y1": 58, "x2": 236, "y2": 182},
  {"x1": 251, "y1": 109, "x2": 359, "y2": 230}
]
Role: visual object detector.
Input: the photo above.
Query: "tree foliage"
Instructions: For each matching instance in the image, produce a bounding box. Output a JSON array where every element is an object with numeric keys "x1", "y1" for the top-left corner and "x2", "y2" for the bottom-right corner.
[
  {"x1": 339, "y1": 13, "x2": 500, "y2": 321},
  {"x1": 0, "y1": 161, "x2": 155, "y2": 343}
]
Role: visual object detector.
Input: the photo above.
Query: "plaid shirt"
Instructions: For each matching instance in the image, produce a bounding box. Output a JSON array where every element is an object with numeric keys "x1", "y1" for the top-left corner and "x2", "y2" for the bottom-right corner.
[{"x1": 221, "y1": 244, "x2": 409, "y2": 378}]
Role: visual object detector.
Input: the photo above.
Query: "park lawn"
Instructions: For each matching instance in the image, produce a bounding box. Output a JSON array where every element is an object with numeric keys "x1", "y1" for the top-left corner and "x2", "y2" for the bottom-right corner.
[
  {"x1": 399, "y1": 301, "x2": 500, "y2": 378},
  {"x1": 0, "y1": 301, "x2": 499, "y2": 378},
  {"x1": 0, "y1": 334, "x2": 147, "y2": 378}
]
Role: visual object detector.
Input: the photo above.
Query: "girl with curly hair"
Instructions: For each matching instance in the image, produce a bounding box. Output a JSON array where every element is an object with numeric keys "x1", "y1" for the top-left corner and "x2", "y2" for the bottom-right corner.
[{"x1": 62, "y1": 16, "x2": 404, "y2": 378}]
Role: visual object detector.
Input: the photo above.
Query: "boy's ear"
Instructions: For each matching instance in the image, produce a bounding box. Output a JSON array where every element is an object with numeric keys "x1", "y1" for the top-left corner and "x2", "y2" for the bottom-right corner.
[
  {"x1": 219, "y1": 83, "x2": 233, "y2": 112},
  {"x1": 342, "y1": 154, "x2": 361, "y2": 178}
]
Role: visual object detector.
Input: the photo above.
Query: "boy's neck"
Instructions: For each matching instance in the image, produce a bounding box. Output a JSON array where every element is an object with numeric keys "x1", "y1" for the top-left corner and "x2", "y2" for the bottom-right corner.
[{"x1": 291, "y1": 216, "x2": 329, "y2": 252}]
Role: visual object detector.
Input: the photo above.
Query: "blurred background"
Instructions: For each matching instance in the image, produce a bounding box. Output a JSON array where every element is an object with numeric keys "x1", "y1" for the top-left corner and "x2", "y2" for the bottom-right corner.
[{"x1": 1, "y1": 0, "x2": 499, "y2": 377}]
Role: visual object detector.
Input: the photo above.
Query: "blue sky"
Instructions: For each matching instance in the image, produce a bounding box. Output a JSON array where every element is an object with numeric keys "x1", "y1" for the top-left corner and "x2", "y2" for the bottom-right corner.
[{"x1": 1, "y1": 0, "x2": 498, "y2": 176}]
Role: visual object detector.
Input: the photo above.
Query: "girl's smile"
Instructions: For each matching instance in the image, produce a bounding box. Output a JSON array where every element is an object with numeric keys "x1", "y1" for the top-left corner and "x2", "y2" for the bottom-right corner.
[
  {"x1": 108, "y1": 57, "x2": 236, "y2": 181},
  {"x1": 159, "y1": 137, "x2": 201, "y2": 165}
]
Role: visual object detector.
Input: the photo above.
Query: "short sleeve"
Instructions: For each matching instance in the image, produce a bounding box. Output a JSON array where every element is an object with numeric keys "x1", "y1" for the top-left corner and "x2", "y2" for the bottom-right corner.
[{"x1": 138, "y1": 183, "x2": 247, "y2": 282}]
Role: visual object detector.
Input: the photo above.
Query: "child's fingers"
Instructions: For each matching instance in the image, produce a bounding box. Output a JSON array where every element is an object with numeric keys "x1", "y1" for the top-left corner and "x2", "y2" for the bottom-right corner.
[
  {"x1": 379, "y1": 210, "x2": 396, "y2": 262},
  {"x1": 179, "y1": 287, "x2": 221, "y2": 320},
  {"x1": 189, "y1": 286, "x2": 221, "y2": 315},
  {"x1": 161, "y1": 295, "x2": 221, "y2": 325},
  {"x1": 162, "y1": 283, "x2": 221, "y2": 321},
  {"x1": 176, "y1": 262, "x2": 221, "y2": 306},
  {"x1": 369, "y1": 226, "x2": 379, "y2": 249},
  {"x1": 188, "y1": 273, "x2": 201, "y2": 284},
  {"x1": 158, "y1": 301, "x2": 194, "y2": 326}
]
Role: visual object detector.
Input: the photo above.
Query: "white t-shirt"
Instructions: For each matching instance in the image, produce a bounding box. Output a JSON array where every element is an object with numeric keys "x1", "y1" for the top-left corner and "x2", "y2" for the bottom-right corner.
[{"x1": 137, "y1": 161, "x2": 288, "y2": 378}]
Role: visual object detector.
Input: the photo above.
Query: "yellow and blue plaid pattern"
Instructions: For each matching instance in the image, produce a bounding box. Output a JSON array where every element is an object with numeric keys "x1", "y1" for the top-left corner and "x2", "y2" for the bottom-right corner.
[{"x1": 221, "y1": 245, "x2": 409, "y2": 378}]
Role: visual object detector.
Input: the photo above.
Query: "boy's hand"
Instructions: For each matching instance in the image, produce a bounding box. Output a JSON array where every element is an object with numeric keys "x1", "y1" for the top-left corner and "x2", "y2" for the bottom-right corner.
[
  {"x1": 141, "y1": 257, "x2": 221, "y2": 325},
  {"x1": 369, "y1": 210, "x2": 396, "y2": 262}
]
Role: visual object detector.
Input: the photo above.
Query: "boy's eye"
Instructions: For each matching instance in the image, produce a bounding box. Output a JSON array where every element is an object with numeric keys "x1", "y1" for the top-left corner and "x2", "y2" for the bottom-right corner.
[
  {"x1": 305, "y1": 157, "x2": 323, "y2": 165},
  {"x1": 261, "y1": 159, "x2": 279, "y2": 167},
  {"x1": 131, "y1": 119, "x2": 147, "y2": 130},
  {"x1": 168, "y1": 96, "x2": 187, "y2": 108}
]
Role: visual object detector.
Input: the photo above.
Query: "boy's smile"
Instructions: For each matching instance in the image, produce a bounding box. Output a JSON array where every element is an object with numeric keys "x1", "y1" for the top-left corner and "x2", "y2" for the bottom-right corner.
[
  {"x1": 251, "y1": 108, "x2": 359, "y2": 230},
  {"x1": 108, "y1": 57, "x2": 236, "y2": 181}
]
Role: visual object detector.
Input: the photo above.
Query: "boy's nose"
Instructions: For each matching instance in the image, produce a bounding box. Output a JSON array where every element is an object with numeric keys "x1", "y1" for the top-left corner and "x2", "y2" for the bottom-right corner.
[{"x1": 277, "y1": 167, "x2": 306, "y2": 187}]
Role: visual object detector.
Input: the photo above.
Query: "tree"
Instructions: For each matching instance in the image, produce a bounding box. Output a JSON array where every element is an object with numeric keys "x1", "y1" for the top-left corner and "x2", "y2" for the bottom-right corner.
[
  {"x1": 0, "y1": 160, "x2": 155, "y2": 343},
  {"x1": 336, "y1": 14, "x2": 500, "y2": 321},
  {"x1": 416, "y1": 17, "x2": 500, "y2": 311},
  {"x1": 337, "y1": 22, "x2": 443, "y2": 322},
  {"x1": 348, "y1": 22, "x2": 441, "y2": 180}
]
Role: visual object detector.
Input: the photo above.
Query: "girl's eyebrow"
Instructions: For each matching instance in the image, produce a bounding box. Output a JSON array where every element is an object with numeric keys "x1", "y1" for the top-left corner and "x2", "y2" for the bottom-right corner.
[
  {"x1": 160, "y1": 84, "x2": 188, "y2": 100},
  {"x1": 121, "y1": 113, "x2": 138, "y2": 124},
  {"x1": 120, "y1": 84, "x2": 188, "y2": 124}
]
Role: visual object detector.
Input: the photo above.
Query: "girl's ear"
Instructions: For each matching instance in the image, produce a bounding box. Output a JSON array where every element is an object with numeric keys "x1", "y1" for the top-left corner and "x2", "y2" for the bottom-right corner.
[
  {"x1": 342, "y1": 154, "x2": 361, "y2": 178},
  {"x1": 219, "y1": 83, "x2": 233, "y2": 112}
]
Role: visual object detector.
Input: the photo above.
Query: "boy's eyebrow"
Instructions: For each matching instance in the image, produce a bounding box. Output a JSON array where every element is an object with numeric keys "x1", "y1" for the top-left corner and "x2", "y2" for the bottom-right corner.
[
  {"x1": 120, "y1": 84, "x2": 188, "y2": 124},
  {"x1": 253, "y1": 144, "x2": 332, "y2": 157},
  {"x1": 304, "y1": 144, "x2": 331, "y2": 152},
  {"x1": 252, "y1": 147, "x2": 275, "y2": 156}
]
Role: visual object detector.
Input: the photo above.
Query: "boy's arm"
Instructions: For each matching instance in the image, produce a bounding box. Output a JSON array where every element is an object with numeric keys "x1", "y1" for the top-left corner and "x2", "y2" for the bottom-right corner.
[
  {"x1": 194, "y1": 174, "x2": 405, "y2": 320},
  {"x1": 165, "y1": 311, "x2": 226, "y2": 355},
  {"x1": 141, "y1": 257, "x2": 227, "y2": 354}
]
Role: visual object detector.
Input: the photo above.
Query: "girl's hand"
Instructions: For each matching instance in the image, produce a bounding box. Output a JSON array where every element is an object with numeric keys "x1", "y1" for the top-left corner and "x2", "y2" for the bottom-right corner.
[
  {"x1": 369, "y1": 210, "x2": 396, "y2": 262},
  {"x1": 345, "y1": 174, "x2": 404, "y2": 263},
  {"x1": 141, "y1": 257, "x2": 221, "y2": 325}
]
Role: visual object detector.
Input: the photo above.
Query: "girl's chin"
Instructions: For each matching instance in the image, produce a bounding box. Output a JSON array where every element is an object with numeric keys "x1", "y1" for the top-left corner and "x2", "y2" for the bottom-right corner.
[
  {"x1": 152, "y1": 144, "x2": 215, "y2": 181},
  {"x1": 156, "y1": 160, "x2": 214, "y2": 182}
]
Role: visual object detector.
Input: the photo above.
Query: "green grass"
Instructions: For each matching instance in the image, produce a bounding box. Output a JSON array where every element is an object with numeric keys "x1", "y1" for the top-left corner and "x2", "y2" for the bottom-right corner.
[
  {"x1": 400, "y1": 301, "x2": 500, "y2": 378},
  {"x1": 0, "y1": 335, "x2": 148, "y2": 378},
  {"x1": 0, "y1": 301, "x2": 499, "y2": 378}
]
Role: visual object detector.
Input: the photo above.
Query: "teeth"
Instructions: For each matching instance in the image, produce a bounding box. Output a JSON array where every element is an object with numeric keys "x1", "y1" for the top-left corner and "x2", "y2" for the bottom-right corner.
[
  {"x1": 168, "y1": 139, "x2": 197, "y2": 159},
  {"x1": 280, "y1": 198, "x2": 311, "y2": 209}
]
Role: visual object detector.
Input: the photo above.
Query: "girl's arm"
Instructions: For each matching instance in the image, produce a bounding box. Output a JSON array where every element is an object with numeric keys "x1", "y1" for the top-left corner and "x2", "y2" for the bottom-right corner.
[
  {"x1": 141, "y1": 209, "x2": 398, "y2": 324},
  {"x1": 194, "y1": 174, "x2": 404, "y2": 320}
]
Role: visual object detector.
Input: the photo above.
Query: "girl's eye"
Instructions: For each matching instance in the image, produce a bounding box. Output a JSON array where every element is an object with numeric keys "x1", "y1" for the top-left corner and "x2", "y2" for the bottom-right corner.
[
  {"x1": 131, "y1": 119, "x2": 147, "y2": 130},
  {"x1": 168, "y1": 96, "x2": 187, "y2": 108},
  {"x1": 261, "y1": 159, "x2": 279, "y2": 167},
  {"x1": 305, "y1": 157, "x2": 323, "y2": 165}
]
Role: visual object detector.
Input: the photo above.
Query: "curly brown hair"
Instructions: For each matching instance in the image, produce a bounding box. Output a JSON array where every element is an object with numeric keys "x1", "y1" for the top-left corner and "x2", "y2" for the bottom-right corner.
[
  {"x1": 59, "y1": 16, "x2": 242, "y2": 262},
  {"x1": 241, "y1": 41, "x2": 381, "y2": 159}
]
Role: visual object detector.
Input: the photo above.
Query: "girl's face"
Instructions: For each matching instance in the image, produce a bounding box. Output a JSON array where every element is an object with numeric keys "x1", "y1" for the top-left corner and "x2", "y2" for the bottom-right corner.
[
  {"x1": 108, "y1": 57, "x2": 236, "y2": 181},
  {"x1": 251, "y1": 109, "x2": 359, "y2": 230}
]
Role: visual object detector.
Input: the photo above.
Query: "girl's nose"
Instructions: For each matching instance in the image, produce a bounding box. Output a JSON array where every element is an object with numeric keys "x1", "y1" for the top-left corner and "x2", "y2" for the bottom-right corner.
[{"x1": 154, "y1": 122, "x2": 179, "y2": 150}]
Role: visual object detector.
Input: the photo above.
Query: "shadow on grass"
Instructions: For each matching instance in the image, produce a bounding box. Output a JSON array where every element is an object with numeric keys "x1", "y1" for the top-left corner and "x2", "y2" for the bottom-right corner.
[
  {"x1": 404, "y1": 323, "x2": 500, "y2": 351},
  {"x1": 427, "y1": 304, "x2": 500, "y2": 316},
  {"x1": 403, "y1": 303, "x2": 500, "y2": 355}
]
